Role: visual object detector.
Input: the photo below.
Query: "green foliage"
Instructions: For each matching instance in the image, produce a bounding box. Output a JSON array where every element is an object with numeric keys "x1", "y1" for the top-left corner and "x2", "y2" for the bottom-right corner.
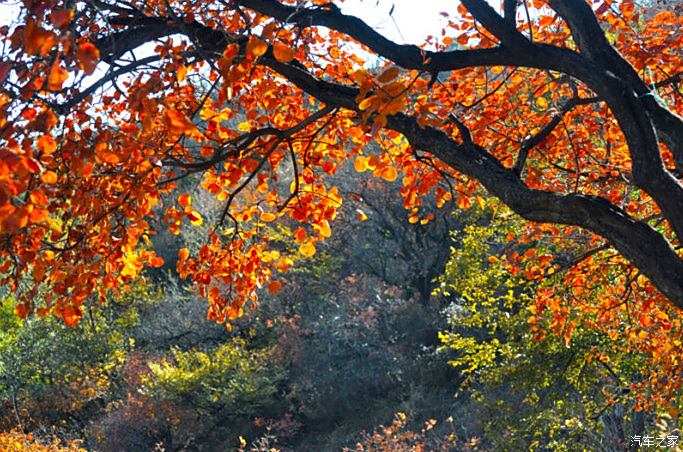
[
  {"x1": 0, "y1": 280, "x2": 158, "y2": 430},
  {"x1": 143, "y1": 338, "x2": 284, "y2": 415},
  {"x1": 437, "y1": 205, "x2": 648, "y2": 450}
]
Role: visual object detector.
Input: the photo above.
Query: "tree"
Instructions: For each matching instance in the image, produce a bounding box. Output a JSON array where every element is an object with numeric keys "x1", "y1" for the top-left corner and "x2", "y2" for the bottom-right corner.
[
  {"x1": 436, "y1": 204, "x2": 659, "y2": 450},
  {"x1": 1, "y1": 0, "x2": 682, "y2": 400}
]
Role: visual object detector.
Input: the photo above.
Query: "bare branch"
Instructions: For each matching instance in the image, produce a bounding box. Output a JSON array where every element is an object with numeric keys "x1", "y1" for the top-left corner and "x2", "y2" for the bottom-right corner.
[{"x1": 513, "y1": 96, "x2": 600, "y2": 176}]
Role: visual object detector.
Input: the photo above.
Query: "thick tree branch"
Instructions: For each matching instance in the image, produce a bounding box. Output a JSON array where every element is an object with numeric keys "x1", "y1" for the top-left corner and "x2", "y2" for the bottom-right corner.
[
  {"x1": 513, "y1": 96, "x2": 600, "y2": 176},
  {"x1": 461, "y1": 0, "x2": 529, "y2": 47},
  {"x1": 503, "y1": 0, "x2": 519, "y2": 24},
  {"x1": 264, "y1": 57, "x2": 683, "y2": 308},
  {"x1": 235, "y1": 0, "x2": 683, "y2": 186}
]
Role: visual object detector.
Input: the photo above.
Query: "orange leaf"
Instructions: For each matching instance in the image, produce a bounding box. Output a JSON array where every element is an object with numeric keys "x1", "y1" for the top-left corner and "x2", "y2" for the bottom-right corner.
[
  {"x1": 165, "y1": 108, "x2": 196, "y2": 134},
  {"x1": 268, "y1": 280, "x2": 283, "y2": 294},
  {"x1": 377, "y1": 66, "x2": 400, "y2": 84},
  {"x1": 178, "y1": 193, "x2": 192, "y2": 207},
  {"x1": 1, "y1": 207, "x2": 29, "y2": 233},
  {"x1": 293, "y1": 227, "x2": 307, "y2": 243},
  {"x1": 47, "y1": 60, "x2": 68, "y2": 91},
  {"x1": 30, "y1": 191, "x2": 48, "y2": 206},
  {"x1": 61, "y1": 305, "x2": 82, "y2": 327},
  {"x1": 148, "y1": 256, "x2": 165, "y2": 267},
  {"x1": 77, "y1": 42, "x2": 100, "y2": 75},
  {"x1": 246, "y1": 36, "x2": 268, "y2": 59},
  {"x1": 37, "y1": 135, "x2": 57, "y2": 154},
  {"x1": 456, "y1": 195, "x2": 472, "y2": 210},
  {"x1": 261, "y1": 212, "x2": 277, "y2": 222},
  {"x1": 358, "y1": 95, "x2": 378, "y2": 111},
  {"x1": 380, "y1": 166, "x2": 398, "y2": 182},
  {"x1": 639, "y1": 315, "x2": 654, "y2": 328},
  {"x1": 14, "y1": 303, "x2": 30, "y2": 319},
  {"x1": 24, "y1": 19, "x2": 57, "y2": 57},
  {"x1": 50, "y1": 8, "x2": 74, "y2": 29},
  {"x1": 354, "y1": 156, "x2": 368, "y2": 172},
  {"x1": 366, "y1": 156, "x2": 379, "y2": 170},
  {"x1": 41, "y1": 170, "x2": 58, "y2": 184},
  {"x1": 272, "y1": 42, "x2": 295, "y2": 63}
]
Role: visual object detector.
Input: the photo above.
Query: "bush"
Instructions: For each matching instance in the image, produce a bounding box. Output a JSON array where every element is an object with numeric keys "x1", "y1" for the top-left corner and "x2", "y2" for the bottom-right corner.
[{"x1": 0, "y1": 429, "x2": 85, "y2": 452}]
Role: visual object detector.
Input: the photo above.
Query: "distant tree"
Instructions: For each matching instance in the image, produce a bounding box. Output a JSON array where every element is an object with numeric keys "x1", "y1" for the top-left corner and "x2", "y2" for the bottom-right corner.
[{"x1": 436, "y1": 204, "x2": 663, "y2": 450}]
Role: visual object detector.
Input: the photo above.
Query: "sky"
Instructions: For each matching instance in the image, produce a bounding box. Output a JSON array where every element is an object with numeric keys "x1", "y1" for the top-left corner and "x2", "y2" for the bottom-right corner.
[
  {"x1": 340, "y1": 0, "x2": 456, "y2": 45},
  {"x1": 0, "y1": 0, "x2": 463, "y2": 92},
  {"x1": 0, "y1": 1, "x2": 458, "y2": 44}
]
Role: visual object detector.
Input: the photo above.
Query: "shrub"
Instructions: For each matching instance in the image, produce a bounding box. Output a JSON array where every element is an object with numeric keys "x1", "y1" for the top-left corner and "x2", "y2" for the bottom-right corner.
[{"x1": 0, "y1": 429, "x2": 85, "y2": 452}]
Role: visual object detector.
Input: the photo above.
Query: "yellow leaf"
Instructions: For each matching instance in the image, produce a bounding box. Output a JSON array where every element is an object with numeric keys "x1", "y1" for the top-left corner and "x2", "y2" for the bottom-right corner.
[
  {"x1": 178, "y1": 248, "x2": 190, "y2": 262},
  {"x1": 177, "y1": 63, "x2": 188, "y2": 83},
  {"x1": 318, "y1": 220, "x2": 331, "y2": 238},
  {"x1": 187, "y1": 210, "x2": 203, "y2": 226},
  {"x1": 536, "y1": 97, "x2": 548, "y2": 109},
  {"x1": 261, "y1": 212, "x2": 277, "y2": 222},
  {"x1": 299, "y1": 240, "x2": 316, "y2": 257}
]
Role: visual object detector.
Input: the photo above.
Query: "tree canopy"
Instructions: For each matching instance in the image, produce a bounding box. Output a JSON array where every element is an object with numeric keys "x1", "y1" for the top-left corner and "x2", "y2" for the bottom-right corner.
[{"x1": 1, "y1": 0, "x2": 682, "y2": 406}]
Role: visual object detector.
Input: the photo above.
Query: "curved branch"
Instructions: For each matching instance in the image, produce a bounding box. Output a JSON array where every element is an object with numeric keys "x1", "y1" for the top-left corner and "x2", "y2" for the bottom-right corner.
[
  {"x1": 264, "y1": 57, "x2": 683, "y2": 308},
  {"x1": 513, "y1": 96, "x2": 600, "y2": 176}
]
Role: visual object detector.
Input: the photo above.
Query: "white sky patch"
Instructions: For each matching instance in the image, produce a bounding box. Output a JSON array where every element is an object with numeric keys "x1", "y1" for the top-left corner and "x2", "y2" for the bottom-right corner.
[
  {"x1": 0, "y1": 1, "x2": 476, "y2": 102},
  {"x1": 0, "y1": 1, "x2": 462, "y2": 43},
  {"x1": 339, "y1": 0, "x2": 456, "y2": 45}
]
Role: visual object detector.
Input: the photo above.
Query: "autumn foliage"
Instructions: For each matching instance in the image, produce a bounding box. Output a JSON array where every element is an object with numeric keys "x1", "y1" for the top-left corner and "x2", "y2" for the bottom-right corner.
[
  {"x1": 0, "y1": 430, "x2": 84, "y2": 451},
  {"x1": 1, "y1": 0, "x2": 683, "y2": 409}
]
